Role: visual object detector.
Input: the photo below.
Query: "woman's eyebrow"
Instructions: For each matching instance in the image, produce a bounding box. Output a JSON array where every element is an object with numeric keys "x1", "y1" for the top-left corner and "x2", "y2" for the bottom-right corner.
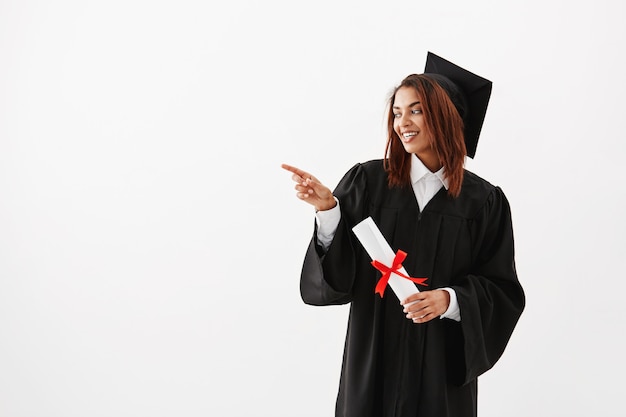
[{"x1": 393, "y1": 101, "x2": 421, "y2": 109}]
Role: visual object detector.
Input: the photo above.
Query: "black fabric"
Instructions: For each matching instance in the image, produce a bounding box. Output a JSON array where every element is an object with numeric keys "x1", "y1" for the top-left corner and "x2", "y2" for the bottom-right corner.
[{"x1": 300, "y1": 160, "x2": 525, "y2": 417}]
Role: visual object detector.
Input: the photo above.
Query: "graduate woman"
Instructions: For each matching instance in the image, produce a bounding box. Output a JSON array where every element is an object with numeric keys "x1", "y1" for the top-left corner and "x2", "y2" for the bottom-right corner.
[{"x1": 282, "y1": 52, "x2": 525, "y2": 417}]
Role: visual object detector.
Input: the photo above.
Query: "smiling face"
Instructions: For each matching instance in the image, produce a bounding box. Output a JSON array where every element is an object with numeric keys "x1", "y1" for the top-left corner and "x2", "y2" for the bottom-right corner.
[{"x1": 392, "y1": 86, "x2": 441, "y2": 172}]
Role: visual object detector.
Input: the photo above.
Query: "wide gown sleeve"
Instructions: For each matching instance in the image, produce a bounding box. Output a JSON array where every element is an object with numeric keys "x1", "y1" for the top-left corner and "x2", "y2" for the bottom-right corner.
[
  {"x1": 300, "y1": 163, "x2": 367, "y2": 306},
  {"x1": 452, "y1": 186, "x2": 526, "y2": 385}
]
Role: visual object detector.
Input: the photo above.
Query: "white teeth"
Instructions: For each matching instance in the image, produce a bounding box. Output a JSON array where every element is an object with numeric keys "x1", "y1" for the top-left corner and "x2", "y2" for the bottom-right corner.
[{"x1": 403, "y1": 132, "x2": 417, "y2": 138}]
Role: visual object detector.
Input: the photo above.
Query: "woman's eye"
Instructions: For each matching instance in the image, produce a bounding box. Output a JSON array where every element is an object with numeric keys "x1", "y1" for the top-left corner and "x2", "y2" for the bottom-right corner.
[
  {"x1": 393, "y1": 113, "x2": 401, "y2": 118},
  {"x1": 411, "y1": 109, "x2": 422, "y2": 114}
]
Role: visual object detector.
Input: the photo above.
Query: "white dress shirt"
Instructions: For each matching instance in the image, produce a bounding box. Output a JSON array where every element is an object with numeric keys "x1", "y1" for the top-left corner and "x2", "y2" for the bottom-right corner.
[{"x1": 315, "y1": 154, "x2": 461, "y2": 321}]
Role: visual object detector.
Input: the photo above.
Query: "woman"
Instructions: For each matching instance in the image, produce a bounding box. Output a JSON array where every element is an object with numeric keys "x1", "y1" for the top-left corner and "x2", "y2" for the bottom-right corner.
[{"x1": 282, "y1": 53, "x2": 525, "y2": 417}]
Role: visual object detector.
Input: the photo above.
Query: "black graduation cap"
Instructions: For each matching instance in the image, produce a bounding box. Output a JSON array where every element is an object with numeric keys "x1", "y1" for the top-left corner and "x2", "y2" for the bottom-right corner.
[{"x1": 424, "y1": 52, "x2": 492, "y2": 158}]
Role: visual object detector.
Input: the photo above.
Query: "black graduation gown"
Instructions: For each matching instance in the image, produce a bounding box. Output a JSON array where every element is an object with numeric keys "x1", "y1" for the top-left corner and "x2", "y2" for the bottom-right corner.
[{"x1": 300, "y1": 160, "x2": 525, "y2": 417}]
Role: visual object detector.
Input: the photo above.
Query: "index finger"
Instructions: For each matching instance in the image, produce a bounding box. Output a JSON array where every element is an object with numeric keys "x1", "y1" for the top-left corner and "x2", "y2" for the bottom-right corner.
[{"x1": 281, "y1": 163, "x2": 312, "y2": 180}]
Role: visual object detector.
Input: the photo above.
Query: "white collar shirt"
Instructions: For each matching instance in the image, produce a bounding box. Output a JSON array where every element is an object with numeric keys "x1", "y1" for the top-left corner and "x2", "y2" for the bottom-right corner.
[{"x1": 409, "y1": 153, "x2": 449, "y2": 212}]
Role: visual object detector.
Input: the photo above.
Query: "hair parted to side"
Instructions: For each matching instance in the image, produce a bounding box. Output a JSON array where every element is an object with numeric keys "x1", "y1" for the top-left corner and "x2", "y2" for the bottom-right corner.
[{"x1": 384, "y1": 74, "x2": 467, "y2": 198}]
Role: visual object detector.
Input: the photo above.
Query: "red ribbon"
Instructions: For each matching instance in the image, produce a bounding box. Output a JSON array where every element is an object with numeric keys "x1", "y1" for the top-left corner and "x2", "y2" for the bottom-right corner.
[{"x1": 371, "y1": 250, "x2": 428, "y2": 297}]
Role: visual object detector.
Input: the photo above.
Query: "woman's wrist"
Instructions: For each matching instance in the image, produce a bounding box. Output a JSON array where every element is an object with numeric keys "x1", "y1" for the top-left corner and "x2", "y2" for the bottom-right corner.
[{"x1": 315, "y1": 196, "x2": 337, "y2": 212}]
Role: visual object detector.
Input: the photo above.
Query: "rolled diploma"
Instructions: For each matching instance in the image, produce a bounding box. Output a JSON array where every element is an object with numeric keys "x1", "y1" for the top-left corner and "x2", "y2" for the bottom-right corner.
[{"x1": 352, "y1": 216, "x2": 420, "y2": 302}]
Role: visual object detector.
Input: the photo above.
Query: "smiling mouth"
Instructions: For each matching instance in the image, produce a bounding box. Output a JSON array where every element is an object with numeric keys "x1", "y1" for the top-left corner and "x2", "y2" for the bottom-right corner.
[{"x1": 402, "y1": 132, "x2": 418, "y2": 140}]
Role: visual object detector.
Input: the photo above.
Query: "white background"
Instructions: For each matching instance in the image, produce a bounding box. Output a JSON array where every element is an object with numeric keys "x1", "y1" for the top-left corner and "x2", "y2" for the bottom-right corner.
[{"x1": 1, "y1": 1, "x2": 625, "y2": 416}]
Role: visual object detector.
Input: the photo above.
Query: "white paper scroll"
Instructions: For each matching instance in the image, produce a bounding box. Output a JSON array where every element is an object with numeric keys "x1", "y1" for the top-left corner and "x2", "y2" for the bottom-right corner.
[{"x1": 352, "y1": 216, "x2": 421, "y2": 302}]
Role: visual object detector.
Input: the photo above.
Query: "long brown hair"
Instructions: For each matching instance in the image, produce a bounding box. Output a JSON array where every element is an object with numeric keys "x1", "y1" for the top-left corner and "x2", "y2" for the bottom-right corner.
[{"x1": 384, "y1": 74, "x2": 466, "y2": 197}]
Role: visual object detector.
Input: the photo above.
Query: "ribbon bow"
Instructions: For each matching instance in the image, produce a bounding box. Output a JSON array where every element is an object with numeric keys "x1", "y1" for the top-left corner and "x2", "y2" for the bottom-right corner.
[{"x1": 371, "y1": 250, "x2": 428, "y2": 297}]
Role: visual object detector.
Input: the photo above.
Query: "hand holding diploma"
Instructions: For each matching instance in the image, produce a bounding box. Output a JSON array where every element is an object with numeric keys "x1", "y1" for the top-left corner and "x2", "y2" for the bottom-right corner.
[
  {"x1": 402, "y1": 290, "x2": 450, "y2": 324},
  {"x1": 353, "y1": 217, "x2": 450, "y2": 324}
]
